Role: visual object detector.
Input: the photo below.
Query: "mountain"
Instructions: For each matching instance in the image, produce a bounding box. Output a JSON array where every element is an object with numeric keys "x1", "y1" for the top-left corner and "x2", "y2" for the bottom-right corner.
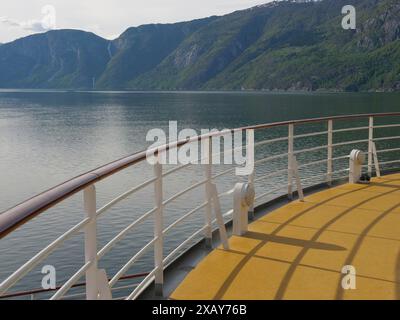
[
  {"x1": 129, "y1": 0, "x2": 400, "y2": 91},
  {"x1": 96, "y1": 18, "x2": 216, "y2": 89},
  {"x1": 0, "y1": 30, "x2": 113, "y2": 88},
  {"x1": 0, "y1": 0, "x2": 399, "y2": 91}
]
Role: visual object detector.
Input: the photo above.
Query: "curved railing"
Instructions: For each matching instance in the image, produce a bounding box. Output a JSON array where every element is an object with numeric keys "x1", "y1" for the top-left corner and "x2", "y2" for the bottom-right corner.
[{"x1": 1, "y1": 112, "x2": 400, "y2": 299}]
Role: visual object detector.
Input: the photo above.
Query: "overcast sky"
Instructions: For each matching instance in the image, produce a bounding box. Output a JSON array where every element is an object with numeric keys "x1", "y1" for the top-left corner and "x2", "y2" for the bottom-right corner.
[{"x1": 0, "y1": 0, "x2": 272, "y2": 43}]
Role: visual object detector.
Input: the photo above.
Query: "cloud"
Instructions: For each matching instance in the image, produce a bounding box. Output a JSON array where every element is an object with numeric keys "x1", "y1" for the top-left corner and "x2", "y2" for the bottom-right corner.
[
  {"x1": 0, "y1": 17, "x2": 20, "y2": 27},
  {"x1": 0, "y1": 16, "x2": 49, "y2": 32},
  {"x1": 0, "y1": 1, "x2": 271, "y2": 43}
]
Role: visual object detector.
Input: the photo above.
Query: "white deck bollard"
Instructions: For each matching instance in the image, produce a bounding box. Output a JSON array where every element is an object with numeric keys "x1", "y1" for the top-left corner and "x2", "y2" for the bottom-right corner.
[
  {"x1": 349, "y1": 149, "x2": 365, "y2": 184},
  {"x1": 233, "y1": 183, "x2": 255, "y2": 236}
]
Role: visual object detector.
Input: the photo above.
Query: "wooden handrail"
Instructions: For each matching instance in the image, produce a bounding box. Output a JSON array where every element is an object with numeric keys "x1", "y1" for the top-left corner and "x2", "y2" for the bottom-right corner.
[{"x1": 1, "y1": 112, "x2": 400, "y2": 239}]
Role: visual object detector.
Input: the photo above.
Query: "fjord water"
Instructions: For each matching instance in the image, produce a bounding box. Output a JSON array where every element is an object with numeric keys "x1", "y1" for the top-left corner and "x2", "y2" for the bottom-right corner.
[{"x1": 0, "y1": 90, "x2": 399, "y2": 297}]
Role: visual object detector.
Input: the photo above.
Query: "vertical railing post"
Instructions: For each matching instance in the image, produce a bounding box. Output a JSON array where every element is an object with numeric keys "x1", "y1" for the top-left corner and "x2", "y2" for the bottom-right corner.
[
  {"x1": 83, "y1": 185, "x2": 98, "y2": 300},
  {"x1": 204, "y1": 136, "x2": 213, "y2": 248},
  {"x1": 288, "y1": 124, "x2": 294, "y2": 199},
  {"x1": 368, "y1": 116, "x2": 374, "y2": 176},
  {"x1": 153, "y1": 158, "x2": 164, "y2": 296},
  {"x1": 210, "y1": 183, "x2": 230, "y2": 250},
  {"x1": 371, "y1": 142, "x2": 381, "y2": 178},
  {"x1": 248, "y1": 131, "x2": 255, "y2": 221},
  {"x1": 327, "y1": 120, "x2": 333, "y2": 185}
]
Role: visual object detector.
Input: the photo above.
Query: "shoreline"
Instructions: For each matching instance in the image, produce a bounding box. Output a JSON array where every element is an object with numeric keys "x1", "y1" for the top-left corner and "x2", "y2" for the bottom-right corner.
[{"x1": 0, "y1": 88, "x2": 400, "y2": 95}]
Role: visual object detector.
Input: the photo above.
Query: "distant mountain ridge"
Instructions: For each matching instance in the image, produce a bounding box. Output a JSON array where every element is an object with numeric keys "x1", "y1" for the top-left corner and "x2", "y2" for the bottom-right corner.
[
  {"x1": 0, "y1": 30, "x2": 112, "y2": 88},
  {"x1": 0, "y1": 0, "x2": 399, "y2": 92}
]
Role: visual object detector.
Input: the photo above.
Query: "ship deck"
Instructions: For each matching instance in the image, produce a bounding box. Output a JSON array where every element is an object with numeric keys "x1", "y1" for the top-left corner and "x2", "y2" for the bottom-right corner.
[{"x1": 171, "y1": 173, "x2": 400, "y2": 300}]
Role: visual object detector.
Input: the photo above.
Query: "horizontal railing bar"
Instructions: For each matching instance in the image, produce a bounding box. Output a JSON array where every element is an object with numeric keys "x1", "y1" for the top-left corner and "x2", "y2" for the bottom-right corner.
[
  {"x1": 208, "y1": 133, "x2": 310, "y2": 165},
  {"x1": 332, "y1": 126, "x2": 369, "y2": 133},
  {"x1": 298, "y1": 159, "x2": 328, "y2": 169},
  {"x1": 97, "y1": 178, "x2": 157, "y2": 217},
  {"x1": 254, "y1": 154, "x2": 349, "y2": 174},
  {"x1": 223, "y1": 209, "x2": 233, "y2": 218},
  {"x1": 67, "y1": 283, "x2": 139, "y2": 300},
  {"x1": 377, "y1": 148, "x2": 400, "y2": 154},
  {"x1": 163, "y1": 226, "x2": 208, "y2": 266},
  {"x1": 254, "y1": 153, "x2": 288, "y2": 165},
  {"x1": 255, "y1": 186, "x2": 285, "y2": 201},
  {"x1": 254, "y1": 168, "x2": 288, "y2": 183},
  {"x1": 0, "y1": 272, "x2": 149, "y2": 299},
  {"x1": 197, "y1": 135, "x2": 276, "y2": 165},
  {"x1": 241, "y1": 113, "x2": 400, "y2": 131},
  {"x1": 61, "y1": 283, "x2": 139, "y2": 300},
  {"x1": 97, "y1": 207, "x2": 156, "y2": 259},
  {"x1": 165, "y1": 139, "x2": 249, "y2": 169},
  {"x1": 63, "y1": 286, "x2": 141, "y2": 300},
  {"x1": 210, "y1": 209, "x2": 234, "y2": 225},
  {"x1": 0, "y1": 217, "x2": 90, "y2": 295},
  {"x1": 378, "y1": 160, "x2": 400, "y2": 165},
  {"x1": 296, "y1": 156, "x2": 349, "y2": 170},
  {"x1": 125, "y1": 268, "x2": 157, "y2": 300},
  {"x1": 212, "y1": 167, "x2": 235, "y2": 179},
  {"x1": 61, "y1": 292, "x2": 86, "y2": 300},
  {"x1": 3, "y1": 112, "x2": 400, "y2": 239},
  {"x1": 185, "y1": 138, "x2": 249, "y2": 166},
  {"x1": 50, "y1": 262, "x2": 92, "y2": 300},
  {"x1": 218, "y1": 152, "x2": 289, "y2": 175},
  {"x1": 254, "y1": 136, "x2": 288, "y2": 147},
  {"x1": 294, "y1": 131, "x2": 328, "y2": 139},
  {"x1": 110, "y1": 283, "x2": 139, "y2": 293},
  {"x1": 373, "y1": 136, "x2": 400, "y2": 142},
  {"x1": 293, "y1": 167, "x2": 349, "y2": 184},
  {"x1": 373, "y1": 124, "x2": 400, "y2": 129},
  {"x1": 332, "y1": 155, "x2": 350, "y2": 161},
  {"x1": 65, "y1": 283, "x2": 139, "y2": 300},
  {"x1": 162, "y1": 163, "x2": 192, "y2": 177},
  {"x1": 114, "y1": 295, "x2": 130, "y2": 301},
  {"x1": 332, "y1": 168, "x2": 350, "y2": 174},
  {"x1": 332, "y1": 139, "x2": 369, "y2": 147},
  {"x1": 254, "y1": 152, "x2": 349, "y2": 170},
  {"x1": 109, "y1": 238, "x2": 157, "y2": 288},
  {"x1": 163, "y1": 201, "x2": 208, "y2": 235},
  {"x1": 218, "y1": 187, "x2": 235, "y2": 198},
  {"x1": 334, "y1": 175, "x2": 349, "y2": 180},
  {"x1": 163, "y1": 179, "x2": 208, "y2": 206},
  {"x1": 63, "y1": 282, "x2": 141, "y2": 300},
  {"x1": 300, "y1": 173, "x2": 327, "y2": 182},
  {"x1": 162, "y1": 143, "x2": 244, "y2": 175},
  {"x1": 293, "y1": 145, "x2": 328, "y2": 155},
  {"x1": 218, "y1": 143, "x2": 247, "y2": 156}
]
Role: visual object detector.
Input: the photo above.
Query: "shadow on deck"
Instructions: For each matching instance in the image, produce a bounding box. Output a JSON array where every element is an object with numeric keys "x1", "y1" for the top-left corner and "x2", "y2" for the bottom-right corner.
[{"x1": 171, "y1": 173, "x2": 400, "y2": 300}]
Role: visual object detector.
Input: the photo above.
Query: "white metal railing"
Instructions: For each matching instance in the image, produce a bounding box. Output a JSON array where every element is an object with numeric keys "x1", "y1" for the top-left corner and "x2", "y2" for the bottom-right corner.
[{"x1": 1, "y1": 113, "x2": 400, "y2": 300}]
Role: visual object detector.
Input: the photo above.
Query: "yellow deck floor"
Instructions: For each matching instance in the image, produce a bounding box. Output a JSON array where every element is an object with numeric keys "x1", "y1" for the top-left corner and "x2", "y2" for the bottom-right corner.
[{"x1": 171, "y1": 173, "x2": 400, "y2": 300}]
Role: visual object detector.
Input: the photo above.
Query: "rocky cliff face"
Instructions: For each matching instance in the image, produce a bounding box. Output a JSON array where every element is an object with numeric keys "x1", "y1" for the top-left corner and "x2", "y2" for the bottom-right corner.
[
  {"x1": 357, "y1": 1, "x2": 400, "y2": 49},
  {"x1": 0, "y1": 0, "x2": 399, "y2": 91},
  {"x1": 0, "y1": 30, "x2": 113, "y2": 88},
  {"x1": 96, "y1": 18, "x2": 215, "y2": 89}
]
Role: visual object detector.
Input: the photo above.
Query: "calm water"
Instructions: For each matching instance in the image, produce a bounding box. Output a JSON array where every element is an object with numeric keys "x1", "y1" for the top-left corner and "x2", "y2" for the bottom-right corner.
[{"x1": 1, "y1": 90, "x2": 399, "y2": 297}]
